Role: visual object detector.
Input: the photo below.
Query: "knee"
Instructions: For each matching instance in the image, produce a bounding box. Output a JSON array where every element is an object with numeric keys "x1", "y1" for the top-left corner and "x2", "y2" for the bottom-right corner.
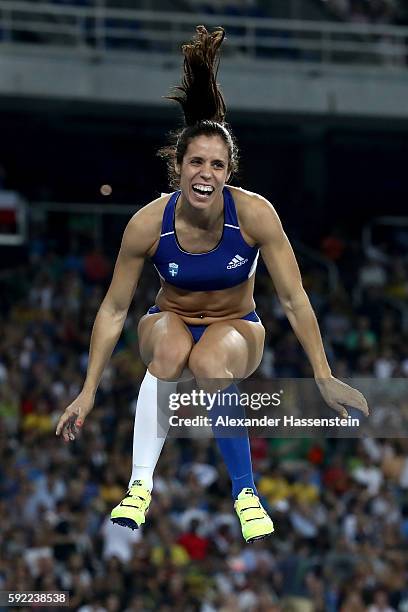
[
  {"x1": 188, "y1": 349, "x2": 233, "y2": 383},
  {"x1": 149, "y1": 339, "x2": 192, "y2": 380}
]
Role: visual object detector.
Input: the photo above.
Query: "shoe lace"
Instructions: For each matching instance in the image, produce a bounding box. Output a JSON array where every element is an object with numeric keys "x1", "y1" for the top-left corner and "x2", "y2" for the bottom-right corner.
[
  {"x1": 125, "y1": 483, "x2": 151, "y2": 510},
  {"x1": 235, "y1": 494, "x2": 266, "y2": 523}
]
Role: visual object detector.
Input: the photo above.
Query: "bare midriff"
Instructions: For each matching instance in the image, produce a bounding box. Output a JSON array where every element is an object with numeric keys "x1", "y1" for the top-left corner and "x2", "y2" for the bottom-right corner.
[{"x1": 155, "y1": 275, "x2": 256, "y2": 325}]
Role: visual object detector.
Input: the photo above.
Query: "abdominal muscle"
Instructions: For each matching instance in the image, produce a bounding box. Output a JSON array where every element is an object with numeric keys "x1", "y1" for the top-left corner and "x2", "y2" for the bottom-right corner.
[{"x1": 155, "y1": 275, "x2": 256, "y2": 325}]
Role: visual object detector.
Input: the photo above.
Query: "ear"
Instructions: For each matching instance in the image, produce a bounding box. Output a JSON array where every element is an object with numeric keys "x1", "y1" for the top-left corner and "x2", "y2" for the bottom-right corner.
[{"x1": 174, "y1": 162, "x2": 181, "y2": 176}]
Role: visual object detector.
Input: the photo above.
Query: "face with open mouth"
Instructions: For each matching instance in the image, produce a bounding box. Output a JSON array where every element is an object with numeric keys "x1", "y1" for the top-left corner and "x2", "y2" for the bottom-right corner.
[{"x1": 176, "y1": 134, "x2": 231, "y2": 210}]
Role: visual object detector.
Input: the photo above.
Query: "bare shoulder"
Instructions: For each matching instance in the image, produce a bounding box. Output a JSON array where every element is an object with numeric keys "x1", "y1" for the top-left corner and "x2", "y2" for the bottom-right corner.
[
  {"x1": 123, "y1": 193, "x2": 170, "y2": 257},
  {"x1": 228, "y1": 185, "x2": 283, "y2": 246}
]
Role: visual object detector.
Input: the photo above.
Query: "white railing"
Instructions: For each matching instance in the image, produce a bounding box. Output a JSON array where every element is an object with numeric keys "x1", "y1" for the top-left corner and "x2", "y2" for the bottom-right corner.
[{"x1": 0, "y1": 1, "x2": 407, "y2": 69}]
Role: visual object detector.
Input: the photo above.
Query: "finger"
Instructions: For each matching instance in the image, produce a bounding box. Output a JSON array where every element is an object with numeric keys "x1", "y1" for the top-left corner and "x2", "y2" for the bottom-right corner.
[
  {"x1": 66, "y1": 419, "x2": 75, "y2": 439},
  {"x1": 67, "y1": 416, "x2": 78, "y2": 440},
  {"x1": 344, "y1": 392, "x2": 369, "y2": 416},
  {"x1": 72, "y1": 414, "x2": 85, "y2": 437},
  {"x1": 330, "y1": 402, "x2": 349, "y2": 418},
  {"x1": 357, "y1": 392, "x2": 369, "y2": 415},
  {"x1": 63, "y1": 427, "x2": 74, "y2": 442},
  {"x1": 56, "y1": 413, "x2": 70, "y2": 436},
  {"x1": 56, "y1": 417, "x2": 65, "y2": 435},
  {"x1": 68, "y1": 415, "x2": 84, "y2": 440},
  {"x1": 353, "y1": 397, "x2": 369, "y2": 416},
  {"x1": 61, "y1": 415, "x2": 76, "y2": 442}
]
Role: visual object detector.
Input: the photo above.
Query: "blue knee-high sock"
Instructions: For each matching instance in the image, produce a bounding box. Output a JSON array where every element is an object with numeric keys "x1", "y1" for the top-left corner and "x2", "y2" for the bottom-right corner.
[{"x1": 210, "y1": 383, "x2": 257, "y2": 499}]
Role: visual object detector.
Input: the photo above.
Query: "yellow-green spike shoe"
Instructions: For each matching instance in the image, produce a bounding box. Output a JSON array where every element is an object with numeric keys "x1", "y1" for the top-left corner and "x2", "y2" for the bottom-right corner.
[
  {"x1": 234, "y1": 487, "x2": 274, "y2": 543},
  {"x1": 110, "y1": 480, "x2": 151, "y2": 530}
]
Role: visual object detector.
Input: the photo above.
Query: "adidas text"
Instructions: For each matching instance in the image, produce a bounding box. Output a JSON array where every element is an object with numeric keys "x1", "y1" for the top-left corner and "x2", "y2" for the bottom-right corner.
[{"x1": 227, "y1": 254, "x2": 248, "y2": 269}]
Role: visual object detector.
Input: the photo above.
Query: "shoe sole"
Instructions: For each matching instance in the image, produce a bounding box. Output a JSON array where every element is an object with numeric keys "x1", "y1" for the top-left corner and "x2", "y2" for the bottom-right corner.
[
  {"x1": 110, "y1": 517, "x2": 139, "y2": 531},
  {"x1": 245, "y1": 524, "x2": 274, "y2": 543},
  {"x1": 246, "y1": 531, "x2": 273, "y2": 543}
]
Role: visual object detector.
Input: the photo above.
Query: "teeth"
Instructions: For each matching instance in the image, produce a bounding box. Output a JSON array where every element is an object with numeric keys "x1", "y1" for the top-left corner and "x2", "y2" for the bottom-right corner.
[{"x1": 193, "y1": 184, "x2": 213, "y2": 194}]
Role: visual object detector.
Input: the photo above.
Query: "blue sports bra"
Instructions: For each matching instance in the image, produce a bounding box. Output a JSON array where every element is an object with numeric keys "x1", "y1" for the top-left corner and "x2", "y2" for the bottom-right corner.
[{"x1": 151, "y1": 188, "x2": 259, "y2": 291}]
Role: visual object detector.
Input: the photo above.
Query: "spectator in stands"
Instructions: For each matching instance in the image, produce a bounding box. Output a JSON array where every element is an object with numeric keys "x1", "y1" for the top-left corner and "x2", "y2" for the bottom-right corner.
[
  {"x1": 83, "y1": 245, "x2": 112, "y2": 285},
  {"x1": 368, "y1": 588, "x2": 397, "y2": 612},
  {"x1": 1, "y1": 194, "x2": 408, "y2": 607},
  {"x1": 358, "y1": 256, "x2": 388, "y2": 292},
  {"x1": 324, "y1": 0, "x2": 402, "y2": 24}
]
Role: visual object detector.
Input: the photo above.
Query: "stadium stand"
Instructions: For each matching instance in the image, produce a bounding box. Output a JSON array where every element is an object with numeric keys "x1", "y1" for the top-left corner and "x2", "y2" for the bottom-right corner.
[
  {"x1": 320, "y1": 0, "x2": 406, "y2": 25},
  {"x1": 1, "y1": 220, "x2": 408, "y2": 609}
]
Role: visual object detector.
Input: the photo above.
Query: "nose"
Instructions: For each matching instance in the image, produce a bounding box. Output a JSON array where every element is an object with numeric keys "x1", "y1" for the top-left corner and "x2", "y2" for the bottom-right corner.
[{"x1": 200, "y1": 164, "x2": 212, "y2": 180}]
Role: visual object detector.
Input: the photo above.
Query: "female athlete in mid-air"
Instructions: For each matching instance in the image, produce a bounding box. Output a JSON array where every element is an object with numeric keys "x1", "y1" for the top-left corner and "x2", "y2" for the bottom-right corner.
[{"x1": 56, "y1": 26, "x2": 368, "y2": 543}]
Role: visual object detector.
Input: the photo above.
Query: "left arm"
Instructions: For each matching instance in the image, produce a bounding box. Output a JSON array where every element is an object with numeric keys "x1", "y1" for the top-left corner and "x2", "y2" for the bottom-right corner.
[
  {"x1": 246, "y1": 195, "x2": 368, "y2": 417},
  {"x1": 258, "y1": 203, "x2": 330, "y2": 379}
]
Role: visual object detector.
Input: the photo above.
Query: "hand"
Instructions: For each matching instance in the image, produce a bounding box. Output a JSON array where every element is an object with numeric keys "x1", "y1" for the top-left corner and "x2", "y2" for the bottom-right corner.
[
  {"x1": 55, "y1": 389, "x2": 95, "y2": 442},
  {"x1": 315, "y1": 376, "x2": 369, "y2": 418}
]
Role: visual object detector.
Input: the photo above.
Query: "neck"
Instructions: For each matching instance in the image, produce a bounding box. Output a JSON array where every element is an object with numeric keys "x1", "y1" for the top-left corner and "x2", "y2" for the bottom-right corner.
[{"x1": 177, "y1": 191, "x2": 224, "y2": 229}]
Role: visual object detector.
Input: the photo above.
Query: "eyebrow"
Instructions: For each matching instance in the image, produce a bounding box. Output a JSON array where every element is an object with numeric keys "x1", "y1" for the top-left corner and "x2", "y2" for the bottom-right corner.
[{"x1": 189, "y1": 156, "x2": 226, "y2": 164}]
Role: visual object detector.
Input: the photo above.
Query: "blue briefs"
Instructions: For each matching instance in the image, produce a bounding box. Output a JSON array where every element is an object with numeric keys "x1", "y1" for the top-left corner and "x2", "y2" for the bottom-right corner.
[{"x1": 147, "y1": 305, "x2": 261, "y2": 344}]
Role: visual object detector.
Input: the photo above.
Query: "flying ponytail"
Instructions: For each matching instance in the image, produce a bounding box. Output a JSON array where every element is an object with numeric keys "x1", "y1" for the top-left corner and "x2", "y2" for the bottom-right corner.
[
  {"x1": 158, "y1": 25, "x2": 238, "y2": 189},
  {"x1": 167, "y1": 25, "x2": 226, "y2": 126}
]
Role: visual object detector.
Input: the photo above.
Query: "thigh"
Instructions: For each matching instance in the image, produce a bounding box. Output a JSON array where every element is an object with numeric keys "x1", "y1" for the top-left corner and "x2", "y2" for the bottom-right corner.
[
  {"x1": 189, "y1": 318, "x2": 265, "y2": 380},
  {"x1": 138, "y1": 311, "x2": 194, "y2": 367}
]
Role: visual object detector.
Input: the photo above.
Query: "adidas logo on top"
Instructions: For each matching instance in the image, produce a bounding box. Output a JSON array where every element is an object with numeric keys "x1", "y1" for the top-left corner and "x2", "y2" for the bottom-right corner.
[{"x1": 227, "y1": 254, "x2": 249, "y2": 269}]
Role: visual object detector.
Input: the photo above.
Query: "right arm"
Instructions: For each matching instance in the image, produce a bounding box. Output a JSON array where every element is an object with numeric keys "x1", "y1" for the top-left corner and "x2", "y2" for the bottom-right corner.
[
  {"x1": 56, "y1": 203, "x2": 161, "y2": 441},
  {"x1": 82, "y1": 223, "x2": 145, "y2": 396}
]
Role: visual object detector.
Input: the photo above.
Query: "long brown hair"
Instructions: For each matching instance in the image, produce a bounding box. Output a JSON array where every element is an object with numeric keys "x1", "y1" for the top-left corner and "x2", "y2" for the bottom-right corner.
[{"x1": 158, "y1": 25, "x2": 239, "y2": 189}]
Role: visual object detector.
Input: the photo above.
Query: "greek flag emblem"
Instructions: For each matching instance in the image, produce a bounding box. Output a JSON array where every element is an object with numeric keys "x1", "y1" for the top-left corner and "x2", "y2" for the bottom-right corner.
[{"x1": 168, "y1": 262, "x2": 179, "y2": 277}]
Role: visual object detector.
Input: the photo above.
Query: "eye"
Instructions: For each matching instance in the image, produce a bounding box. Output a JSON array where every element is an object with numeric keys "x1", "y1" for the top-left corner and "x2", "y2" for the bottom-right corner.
[{"x1": 213, "y1": 161, "x2": 225, "y2": 169}]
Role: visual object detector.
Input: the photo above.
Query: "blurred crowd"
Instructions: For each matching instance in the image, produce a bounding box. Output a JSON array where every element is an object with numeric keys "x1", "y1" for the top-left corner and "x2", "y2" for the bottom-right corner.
[
  {"x1": 3, "y1": 0, "x2": 407, "y2": 27},
  {"x1": 188, "y1": 0, "x2": 266, "y2": 19},
  {"x1": 1, "y1": 230, "x2": 408, "y2": 611},
  {"x1": 323, "y1": 0, "x2": 406, "y2": 25},
  {"x1": 45, "y1": 0, "x2": 407, "y2": 25}
]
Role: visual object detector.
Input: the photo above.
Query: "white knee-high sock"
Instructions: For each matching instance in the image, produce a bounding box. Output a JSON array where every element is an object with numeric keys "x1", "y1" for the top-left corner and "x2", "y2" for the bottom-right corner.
[{"x1": 128, "y1": 370, "x2": 177, "y2": 491}]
